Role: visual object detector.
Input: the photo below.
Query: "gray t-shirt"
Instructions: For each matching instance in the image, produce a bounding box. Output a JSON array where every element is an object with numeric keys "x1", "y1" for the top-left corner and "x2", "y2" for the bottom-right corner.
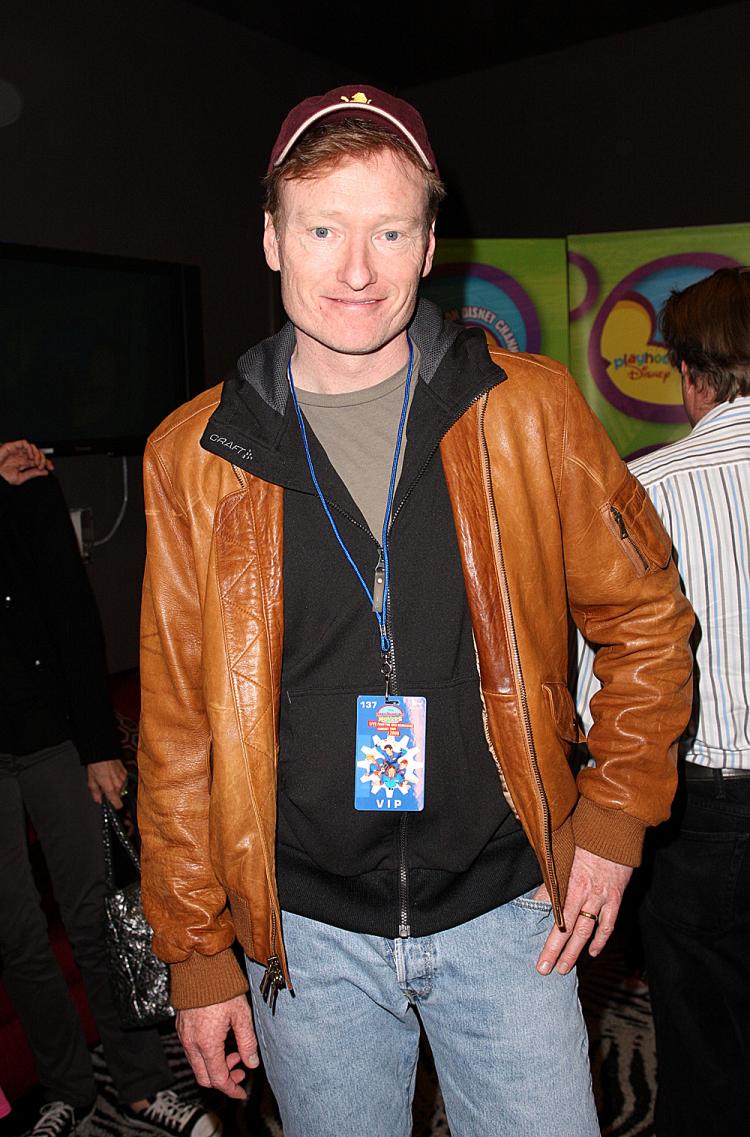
[{"x1": 297, "y1": 347, "x2": 420, "y2": 539}]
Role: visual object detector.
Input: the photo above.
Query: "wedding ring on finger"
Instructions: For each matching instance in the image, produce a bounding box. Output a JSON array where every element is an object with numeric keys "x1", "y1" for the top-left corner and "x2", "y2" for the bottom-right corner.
[{"x1": 579, "y1": 910, "x2": 598, "y2": 922}]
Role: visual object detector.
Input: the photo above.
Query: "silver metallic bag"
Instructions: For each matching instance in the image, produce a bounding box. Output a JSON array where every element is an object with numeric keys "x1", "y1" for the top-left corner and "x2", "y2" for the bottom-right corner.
[{"x1": 101, "y1": 796, "x2": 174, "y2": 1029}]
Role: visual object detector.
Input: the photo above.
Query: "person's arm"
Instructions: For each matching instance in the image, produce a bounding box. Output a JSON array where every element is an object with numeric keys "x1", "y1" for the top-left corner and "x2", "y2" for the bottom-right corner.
[
  {"x1": 137, "y1": 439, "x2": 255, "y2": 1096},
  {"x1": 0, "y1": 439, "x2": 52, "y2": 484},
  {"x1": 537, "y1": 371, "x2": 693, "y2": 972},
  {"x1": 19, "y1": 474, "x2": 124, "y2": 768},
  {"x1": 2, "y1": 466, "x2": 124, "y2": 776}
]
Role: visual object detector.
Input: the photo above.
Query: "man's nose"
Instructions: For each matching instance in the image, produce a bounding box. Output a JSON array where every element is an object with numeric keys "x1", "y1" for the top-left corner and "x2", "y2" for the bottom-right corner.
[{"x1": 337, "y1": 235, "x2": 377, "y2": 291}]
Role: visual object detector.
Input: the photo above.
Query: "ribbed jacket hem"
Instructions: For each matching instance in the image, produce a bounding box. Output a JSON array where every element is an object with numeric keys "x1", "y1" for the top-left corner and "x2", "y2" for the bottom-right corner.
[
  {"x1": 169, "y1": 947, "x2": 248, "y2": 1010},
  {"x1": 572, "y1": 797, "x2": 647, "y2": 867}
]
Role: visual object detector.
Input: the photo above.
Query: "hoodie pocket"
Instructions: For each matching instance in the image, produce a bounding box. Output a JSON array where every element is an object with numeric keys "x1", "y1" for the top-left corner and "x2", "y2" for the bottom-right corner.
[{"x1": 278, "y1": 677, "x2": 510, "y2": 877}]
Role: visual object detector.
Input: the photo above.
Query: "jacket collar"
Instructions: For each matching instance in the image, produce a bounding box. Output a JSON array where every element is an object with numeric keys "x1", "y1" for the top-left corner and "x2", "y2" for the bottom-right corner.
[{"x1": 200, "y1": 298, "x2": 506, "y2": 493}]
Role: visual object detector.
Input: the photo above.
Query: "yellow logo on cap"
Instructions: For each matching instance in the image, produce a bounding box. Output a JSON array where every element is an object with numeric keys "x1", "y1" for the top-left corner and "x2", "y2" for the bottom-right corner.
[{"x1": 340, "y1": 92, "x2": 371, "y2": 104}]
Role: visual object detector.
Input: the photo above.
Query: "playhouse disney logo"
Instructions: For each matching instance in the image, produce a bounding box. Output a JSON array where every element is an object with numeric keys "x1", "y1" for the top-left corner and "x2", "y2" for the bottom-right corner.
[
  {"x1": 612, "y1": 348, "x2": 672, "y2": 384},
  {"x1": 604, "y1": 297, "x2": 673, "y2": 395},
  {"x1": 588, "y1": 253, "x2": 740, "y2": 423}
]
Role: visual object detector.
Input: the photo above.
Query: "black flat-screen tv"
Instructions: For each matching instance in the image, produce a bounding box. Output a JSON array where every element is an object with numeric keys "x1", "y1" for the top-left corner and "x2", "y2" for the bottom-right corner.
[{"x1": 0, "y1": 242, "x2": 204, "y2": 455}]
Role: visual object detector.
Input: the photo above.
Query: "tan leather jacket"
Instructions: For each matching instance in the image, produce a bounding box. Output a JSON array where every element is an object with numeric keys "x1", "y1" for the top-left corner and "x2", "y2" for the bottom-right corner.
[{"x1": 138, "y1": 347, "x2": 693, "y2": 1010}]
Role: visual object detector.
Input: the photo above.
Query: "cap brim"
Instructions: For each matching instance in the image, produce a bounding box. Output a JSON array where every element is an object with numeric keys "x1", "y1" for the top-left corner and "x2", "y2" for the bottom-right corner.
[{"x1": 273, "y1": 102, "x2": 433, "y2": 170}]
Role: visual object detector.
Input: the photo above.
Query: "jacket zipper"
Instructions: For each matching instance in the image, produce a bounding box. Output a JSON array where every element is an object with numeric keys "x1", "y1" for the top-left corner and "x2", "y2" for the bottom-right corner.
[
  {"x1": 260, "y1": 909, "x2": 288, "y2": 1012},
  {"x1": 477, "y1": 396, "x2": 563, "y2": 926},
  {"x1": 610, "y1": 506, "x2": 650, "y2": 572},
  {"x1": 325, "y1": 504, "x2": 411, "y2": 937},
  {"x1": 231, "y1": 468, "x2": 291, "y2": 1003}
]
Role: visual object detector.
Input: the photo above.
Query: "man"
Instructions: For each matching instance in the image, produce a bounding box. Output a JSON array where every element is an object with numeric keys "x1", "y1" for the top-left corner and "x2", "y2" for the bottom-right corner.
[
  {"x1": 580, "y1": 268, "x2": 750, "y2": 1135},
  {"x1": 0, "y1": 442, "x2": 219, "y2": 1137},
  {"x1": 137, "y1": 87, "x2": 693, "y2": 1137}
]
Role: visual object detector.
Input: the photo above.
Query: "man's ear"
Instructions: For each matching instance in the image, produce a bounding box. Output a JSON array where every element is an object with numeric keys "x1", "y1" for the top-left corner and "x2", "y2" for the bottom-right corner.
[
  {"x1": 682, "y1": 360, "x2": 711, "y2": 398},
  {"x1": 681, "y1": 359, "x2": 698, "y2": 387},
  {"x1": 421, "y1": 221, "x2": 436, "y2": 279},
  {"x1": 263, "y1": 212, "x2": 281, "y2": 272}
]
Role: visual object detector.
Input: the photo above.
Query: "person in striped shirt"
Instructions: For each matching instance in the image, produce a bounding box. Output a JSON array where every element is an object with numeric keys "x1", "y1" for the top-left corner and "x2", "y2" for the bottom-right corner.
[{"x1": 578, "y1": 266, "x2": 750, "y2": 1137}]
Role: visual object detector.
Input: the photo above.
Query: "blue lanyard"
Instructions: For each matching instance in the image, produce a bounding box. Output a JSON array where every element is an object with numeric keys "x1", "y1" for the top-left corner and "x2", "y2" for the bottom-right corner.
[{"x1": 287, "y1": 337, "x2": 414, "y2": 661}]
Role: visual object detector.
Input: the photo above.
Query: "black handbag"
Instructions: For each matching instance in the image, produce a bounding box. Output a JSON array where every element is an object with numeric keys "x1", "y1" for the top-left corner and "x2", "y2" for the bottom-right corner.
[{"x1": 101, "y1": 796, "x2": 174, "y2": 1029}]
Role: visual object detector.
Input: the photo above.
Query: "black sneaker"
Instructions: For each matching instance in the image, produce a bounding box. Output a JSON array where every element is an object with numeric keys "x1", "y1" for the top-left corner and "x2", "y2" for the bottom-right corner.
[
  {"x1": 121, "y1": 1091, "x2": 221, "y2": 1137},
  {"x1": 24, "y1": 1102, "x2": 95, "y2": 1137}
]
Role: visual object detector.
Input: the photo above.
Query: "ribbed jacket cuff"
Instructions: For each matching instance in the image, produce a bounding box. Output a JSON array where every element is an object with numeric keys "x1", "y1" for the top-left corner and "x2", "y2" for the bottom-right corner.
[
  {"x1": 169, "y1": 947, "x2": 249, "y2": 1010},
  {"x1": 572, "y1": 798, "x2": 646, "y2": 867}
]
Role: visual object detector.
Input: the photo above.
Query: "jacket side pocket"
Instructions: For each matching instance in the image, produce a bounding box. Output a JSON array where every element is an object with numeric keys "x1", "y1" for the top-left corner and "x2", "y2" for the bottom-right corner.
[{"x1": 542, "y1": 681, "x2": 581, "y2": 745}]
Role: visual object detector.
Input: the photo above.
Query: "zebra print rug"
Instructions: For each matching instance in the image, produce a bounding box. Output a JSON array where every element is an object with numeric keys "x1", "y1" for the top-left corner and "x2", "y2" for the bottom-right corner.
[{"x1": 580, "y1": 948, "x2": 656, "y2": 1137}]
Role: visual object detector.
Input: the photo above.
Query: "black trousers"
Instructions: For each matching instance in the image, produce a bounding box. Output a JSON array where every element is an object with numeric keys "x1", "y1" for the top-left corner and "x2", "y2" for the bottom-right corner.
[
  {"x1": 639, "y1": 768, "x2": 750, "y2": 1137},
  {"x1": 0, "y1": 743, "x2": 173, "y2": 1107}
]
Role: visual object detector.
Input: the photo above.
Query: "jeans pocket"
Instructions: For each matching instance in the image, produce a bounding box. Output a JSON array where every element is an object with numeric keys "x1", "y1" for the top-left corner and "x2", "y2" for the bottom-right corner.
[{"x1": 511, "y1": 886, "x2": 553, "y2": 916}]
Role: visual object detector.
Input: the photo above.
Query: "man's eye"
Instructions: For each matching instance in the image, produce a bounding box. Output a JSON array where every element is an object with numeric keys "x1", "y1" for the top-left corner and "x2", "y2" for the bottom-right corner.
[
  {"x1": 313, "y1": 227, "x2": 330, "y2": 239},
  {"x1": 383, "y1": 231, "x2": 401, "y2": 242}
]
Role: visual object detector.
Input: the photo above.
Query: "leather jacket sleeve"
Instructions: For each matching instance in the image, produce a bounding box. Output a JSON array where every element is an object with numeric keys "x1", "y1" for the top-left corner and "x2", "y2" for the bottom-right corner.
[
  {"x1": 444, "y1": 353, "x2": 694, "y2": 888},
  {"x1": 557, "y1": 373, "x2": 695, "y2": 860},
  {"x1": 138, "y1": 438, "x2": 248, "y2": 1008}
]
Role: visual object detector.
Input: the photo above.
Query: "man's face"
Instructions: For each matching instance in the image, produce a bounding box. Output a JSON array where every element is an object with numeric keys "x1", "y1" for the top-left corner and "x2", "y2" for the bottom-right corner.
[{"x1": 263, "y1": 150, "x2": 435, "y2": 366}]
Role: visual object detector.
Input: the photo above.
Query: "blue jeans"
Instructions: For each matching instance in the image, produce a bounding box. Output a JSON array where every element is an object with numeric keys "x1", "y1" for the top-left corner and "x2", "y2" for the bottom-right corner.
[{"x1": 246, "y1": 894, "x2": 599, "y2": 1137}]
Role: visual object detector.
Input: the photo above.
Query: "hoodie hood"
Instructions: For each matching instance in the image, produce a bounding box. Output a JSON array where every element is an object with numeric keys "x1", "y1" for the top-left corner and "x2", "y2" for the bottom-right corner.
[{"x1": 200, "y1": 298, "x2": 505, "y2": 486}]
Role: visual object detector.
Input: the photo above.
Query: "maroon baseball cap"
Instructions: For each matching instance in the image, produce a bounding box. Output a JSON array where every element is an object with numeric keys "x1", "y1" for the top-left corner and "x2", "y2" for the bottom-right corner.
[{"x1": 267, "y1": 85, "x2": 439, "y2": 175}]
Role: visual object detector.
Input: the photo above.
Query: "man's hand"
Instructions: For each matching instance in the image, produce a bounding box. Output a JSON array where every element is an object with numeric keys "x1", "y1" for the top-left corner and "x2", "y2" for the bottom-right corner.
[
  {"x1": 87, "y1": 759, "x2": 129, "y2": 808},
  {"x1": 535, "y1": 846, "x2": 633, "y2": 976},
  {"x1": 176, "y1": 995, "x2": 259, "y2": 1100},
  {"x1": 0, "y1": 439, "x2": 53, "y2": 484}
]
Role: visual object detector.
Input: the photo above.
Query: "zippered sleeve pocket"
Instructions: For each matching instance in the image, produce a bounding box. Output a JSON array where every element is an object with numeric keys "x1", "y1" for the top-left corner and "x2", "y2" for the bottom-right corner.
[{"x1": 601, "y1": 475, "x2": 672, "y2": 578}]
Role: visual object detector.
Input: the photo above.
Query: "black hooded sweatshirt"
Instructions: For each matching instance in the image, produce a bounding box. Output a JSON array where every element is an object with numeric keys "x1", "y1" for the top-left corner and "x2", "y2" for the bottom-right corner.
[{"x1": 201, "y1": 300, "x2": 540, "y2": 938}]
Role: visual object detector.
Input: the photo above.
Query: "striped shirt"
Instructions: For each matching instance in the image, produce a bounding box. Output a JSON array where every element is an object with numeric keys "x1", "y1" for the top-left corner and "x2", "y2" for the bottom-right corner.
[{"x1": 577, "y1": 395, "x2": 750, "y2": 769}]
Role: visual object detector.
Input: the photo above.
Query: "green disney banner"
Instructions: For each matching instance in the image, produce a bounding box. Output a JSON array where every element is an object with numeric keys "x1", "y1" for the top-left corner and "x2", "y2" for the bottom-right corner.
[
  {"x1": 568, "y1": 223, "x2": 750, "y2": 458},
  {"x1": 420, "y1": 238, "x2": 570, "y2": 365}
]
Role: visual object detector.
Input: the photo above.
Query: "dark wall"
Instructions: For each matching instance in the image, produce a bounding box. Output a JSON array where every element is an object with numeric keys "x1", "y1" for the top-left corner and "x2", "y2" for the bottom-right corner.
[
  {"x1": 0, "y1": 0, "x2": 346, "y2": 671},
  {"x1": 2, "y1": 1, "x2": 747, "y2": 671},
  {"x1": 405, "y1": 3, "x2": 750, "y2": 238},
  {"x1": 1, "y1": 0, "x2": 348, "y2": 381}
]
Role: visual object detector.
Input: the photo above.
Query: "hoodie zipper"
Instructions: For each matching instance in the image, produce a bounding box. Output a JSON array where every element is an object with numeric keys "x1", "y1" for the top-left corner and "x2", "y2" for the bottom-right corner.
[
  {"x1": 315, "y1": 379, "x2": 506, "y2": 942},
  {"x1": 477, "y1": 396, "x2": 563, "y2": 926},
  {"x1": 384, "y1": 389, "x2": 505, "y2": 941},
  {"x1": 323, "y1": 503, "x2": 410, "y2": 936},
  {"x1": 383, "y1": 594, "x2": 411, "y2": 939}
]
